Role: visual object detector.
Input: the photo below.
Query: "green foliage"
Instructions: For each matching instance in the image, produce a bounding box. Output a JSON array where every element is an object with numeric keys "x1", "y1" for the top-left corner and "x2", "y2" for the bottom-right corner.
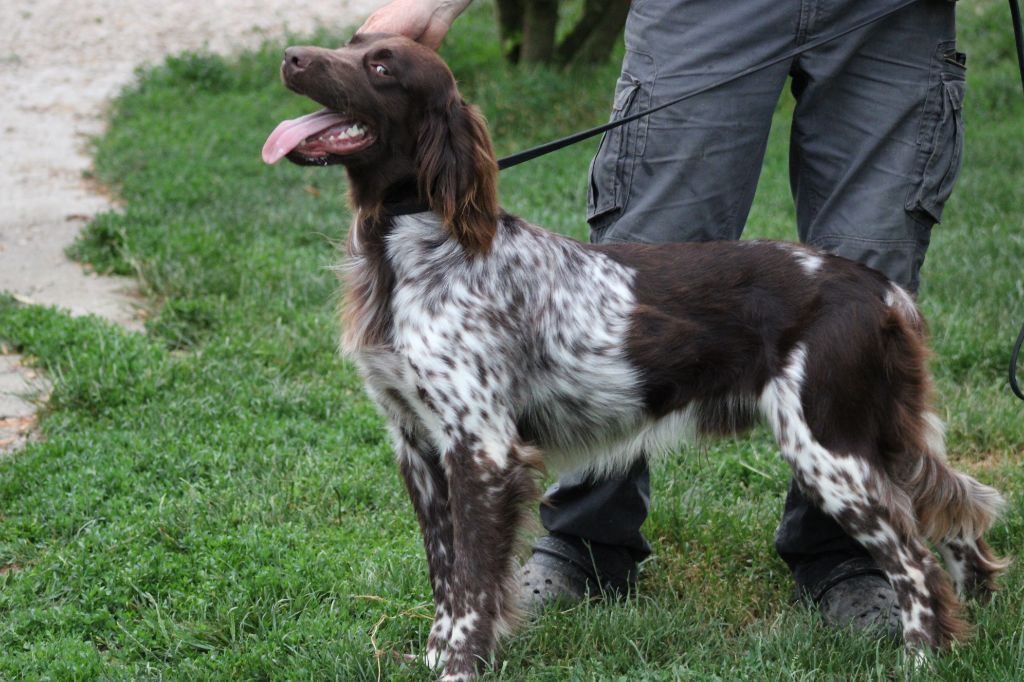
[
  {"x1": 1, "y1": 2, "x2": 1022, "y2": 679},
  {"x1": 66, "y1": 211, "x2": 135, "y2": 276}
]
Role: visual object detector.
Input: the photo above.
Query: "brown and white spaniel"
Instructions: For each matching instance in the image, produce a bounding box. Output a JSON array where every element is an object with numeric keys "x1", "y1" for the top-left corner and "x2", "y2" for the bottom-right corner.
[{"x1": 262, "y1": 34, "x2": 1007, "y2": 681}]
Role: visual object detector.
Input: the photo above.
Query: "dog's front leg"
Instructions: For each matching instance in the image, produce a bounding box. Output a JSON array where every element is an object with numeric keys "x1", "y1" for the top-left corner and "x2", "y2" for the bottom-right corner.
[
  {"x1": 393, "y1": 430, "x2": 457, "y2": 670},
  {"x1": 436, "y1": 434, "x2": 538, "y2": 682}
]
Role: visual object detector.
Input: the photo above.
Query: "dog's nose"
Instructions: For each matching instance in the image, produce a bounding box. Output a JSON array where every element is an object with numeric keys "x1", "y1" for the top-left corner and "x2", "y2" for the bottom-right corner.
[{"x1": 283, "y1": 46, "x2": 314, "y2": 73}]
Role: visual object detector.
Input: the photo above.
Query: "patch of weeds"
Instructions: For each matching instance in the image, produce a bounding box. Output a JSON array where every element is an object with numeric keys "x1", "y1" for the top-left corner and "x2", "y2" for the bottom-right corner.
[
  {"x1": 158, "y1": 51, "x2": 237, "y2": 93},
  {"x1": 147, "y1": 296, "x2": 222, "y2": 350},
  {"x1": 66, "y1": 211, "x2": 134, "y2": 276}
]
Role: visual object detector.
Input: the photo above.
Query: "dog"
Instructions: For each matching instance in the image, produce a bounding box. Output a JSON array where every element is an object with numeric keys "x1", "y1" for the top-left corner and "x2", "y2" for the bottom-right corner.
[{"x1": 262, "y1": 34, "x2": 1007, "y2": 681}]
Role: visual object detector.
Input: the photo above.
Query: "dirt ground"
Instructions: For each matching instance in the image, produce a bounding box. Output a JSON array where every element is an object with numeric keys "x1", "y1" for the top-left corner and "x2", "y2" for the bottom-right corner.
[{"x1": 0, "y1": 0, "x2": 384, "y2": 452}]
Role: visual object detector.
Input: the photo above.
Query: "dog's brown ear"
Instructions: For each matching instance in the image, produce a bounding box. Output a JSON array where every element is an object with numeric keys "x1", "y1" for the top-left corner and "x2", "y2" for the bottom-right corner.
[{"x1": 417, "y1": 96, "x2": 499, "y2": 254}]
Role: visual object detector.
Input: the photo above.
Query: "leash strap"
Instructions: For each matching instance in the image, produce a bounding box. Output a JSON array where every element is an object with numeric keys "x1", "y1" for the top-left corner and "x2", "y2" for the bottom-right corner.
[
  {"x1": 1009, "y1": 0, "x2": 1024, "y2": 401},
  {"x1": 1011, "y1": 320, "x2": 1024, "y2": 401},
  {"x1": 1012, "y1": 0, "x2": 1024, "y2": 95},
  {"x1": 497, "y1": 0, "x2": 923, "y2": 170}
]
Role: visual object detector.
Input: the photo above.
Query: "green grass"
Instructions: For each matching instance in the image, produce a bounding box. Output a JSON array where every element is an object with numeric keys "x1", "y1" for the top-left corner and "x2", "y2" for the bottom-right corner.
[{"x1": 3, "y1": 1, "x2": 1023, "y2": 679}]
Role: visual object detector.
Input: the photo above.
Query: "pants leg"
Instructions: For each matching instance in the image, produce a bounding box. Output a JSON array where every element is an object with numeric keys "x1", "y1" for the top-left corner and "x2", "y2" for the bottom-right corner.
[
  {"x1": 587, "y1": 0, "x2": 797, "y2": 244},
  {"x1": 776, "y1": 0, "x2": 961, "y2": 592},
  {"x1": 542, "y1": 0, "x2": 797, "y2": 570},
  {"x1": 789, "y1": 0, "x2": 961, "y2": 292},
  {"x1": 541, "y1": 460, "x2": 653, "y2": 571}
]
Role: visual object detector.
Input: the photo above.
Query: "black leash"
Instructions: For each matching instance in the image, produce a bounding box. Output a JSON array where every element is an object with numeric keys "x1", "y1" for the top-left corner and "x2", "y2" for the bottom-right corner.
[
  {"x1": 1008, "y1": 0, "x2": 1024, "y2": 401},
  {"x1": 1011, "y1": 321, "x2": 1024, "y2": 401},
  {"x1": 1012, "y1": 0, "x2": 1024, "y2": 95},
  {"x1": 498, "y1": 0, "x2": 1024, "y2": 170},
  {"x1": 497, "y1": 0, "x2": 922, "y2": 171},
  {"x1": 498, "y1": 0, "x2": 1024, "y2": 402}
]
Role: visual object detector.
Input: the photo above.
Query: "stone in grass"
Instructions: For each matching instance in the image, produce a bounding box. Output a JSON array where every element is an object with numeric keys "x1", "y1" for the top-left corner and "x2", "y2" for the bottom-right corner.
[{"x1": 0, "y1": 350, "x2": 51, "y2": 454}]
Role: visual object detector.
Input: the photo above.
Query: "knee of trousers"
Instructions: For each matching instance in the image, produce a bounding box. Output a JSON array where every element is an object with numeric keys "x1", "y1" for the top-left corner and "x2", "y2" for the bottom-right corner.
[{"x1": 807, "y1": 226, "x2": 933, "y2": 294}]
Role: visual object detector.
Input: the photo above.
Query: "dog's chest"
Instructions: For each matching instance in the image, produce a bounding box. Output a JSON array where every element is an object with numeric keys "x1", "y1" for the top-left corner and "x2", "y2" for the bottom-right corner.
[
  {"x1": 356, "y1": 347, "x2": 414, "y2": 399},
  {"x1": 370, "y1": 217, "x2": 649, "y2": 447}
]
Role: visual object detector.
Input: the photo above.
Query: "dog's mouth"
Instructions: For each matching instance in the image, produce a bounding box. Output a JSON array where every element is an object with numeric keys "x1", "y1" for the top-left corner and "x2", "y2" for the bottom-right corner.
[{"x1": 262, "y1": 108, "x2": 376, "y2": 165}]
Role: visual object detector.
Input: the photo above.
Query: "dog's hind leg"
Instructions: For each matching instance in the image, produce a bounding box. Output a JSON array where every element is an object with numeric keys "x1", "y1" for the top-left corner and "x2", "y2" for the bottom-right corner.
[
  {"x1": 897, "y1": 413, "x2": 1009, "y2": 603},
  {"x1": 395, "y1": 430, "x2": 457, "y2": 670},
  {"x1": 435, "y1": 434, "x2": 539, "y2": 682},
  {"x1": 761, "y1": 344, "x2": 968, "y2": 650}
]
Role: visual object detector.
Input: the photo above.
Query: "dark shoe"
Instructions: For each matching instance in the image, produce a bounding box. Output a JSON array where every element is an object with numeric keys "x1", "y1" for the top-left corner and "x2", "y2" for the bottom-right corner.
[
  {"x1": 807, "y1": 558, "x2": 902, "y2": 640},
  {"x1": 517, "y1": 535, "x2": 638, "y2": 614}
]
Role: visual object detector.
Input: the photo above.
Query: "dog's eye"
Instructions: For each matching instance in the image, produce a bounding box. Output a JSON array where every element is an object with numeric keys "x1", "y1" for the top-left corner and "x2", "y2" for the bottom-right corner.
[{"x1": 372, "y1": 63, "x2": 390, "y2": 76}]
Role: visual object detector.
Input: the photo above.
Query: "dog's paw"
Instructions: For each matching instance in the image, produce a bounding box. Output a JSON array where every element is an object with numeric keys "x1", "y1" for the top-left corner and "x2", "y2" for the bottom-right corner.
[
  {"x1": 424, "y1": 646, "x2": 448, "y2": 670},
  {"x1": 438, "y1": 674, "x2": 472, "y2": 682}
]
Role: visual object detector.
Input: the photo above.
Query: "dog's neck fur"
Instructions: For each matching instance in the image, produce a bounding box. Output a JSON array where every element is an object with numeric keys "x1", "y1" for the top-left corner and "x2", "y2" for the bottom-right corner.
[
  {"x1": 379, "y1": 176, "x2": 430, "y2": 215},
  {"x1": 344, "y1": 156, "x2": 421, "y2": 216},
  {"x1": 344, "y1": 98, "x2": 500, "y2": 253}
]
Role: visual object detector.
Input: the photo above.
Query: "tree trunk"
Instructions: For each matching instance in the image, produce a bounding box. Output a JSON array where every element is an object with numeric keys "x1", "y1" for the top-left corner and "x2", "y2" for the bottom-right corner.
[
  {"x1": 520, "y1": 0, "x2": 559, "y2": 64},
  {"x1": 496, "y1": 0, "x2": 628, "y2": 67},
  {"x1": 554, "y1": 0, "x2": 602, "y2": 64},
  {"x1": 494, "y1": 0, "x2": 524, "y2": 64},
  {"x1": 559, "y1": 0, "x2": 630, "y2": 67}
]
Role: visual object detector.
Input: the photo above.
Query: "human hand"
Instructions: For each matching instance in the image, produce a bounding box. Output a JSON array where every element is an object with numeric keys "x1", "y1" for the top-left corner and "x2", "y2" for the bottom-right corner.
[{"x1": 357, "y1": 0, "x2": 472, "y2": 49}]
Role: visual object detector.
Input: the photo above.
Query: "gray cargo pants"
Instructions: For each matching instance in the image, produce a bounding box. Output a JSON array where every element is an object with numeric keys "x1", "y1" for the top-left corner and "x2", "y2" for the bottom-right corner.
[{"x1": 541, "y1": 0, "x2": 965, "y2": 594}]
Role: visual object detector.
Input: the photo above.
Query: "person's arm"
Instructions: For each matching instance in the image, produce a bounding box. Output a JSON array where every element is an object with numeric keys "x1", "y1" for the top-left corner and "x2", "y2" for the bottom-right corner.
[{"x1": 357, "y1": 0, "x2": 473, "y2": 48}]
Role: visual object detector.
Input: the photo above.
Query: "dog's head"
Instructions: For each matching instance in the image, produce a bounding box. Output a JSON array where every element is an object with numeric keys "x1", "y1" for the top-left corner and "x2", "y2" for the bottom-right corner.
[{"x1": 263, "y1": 34, "x2": 498, "y2": 252}]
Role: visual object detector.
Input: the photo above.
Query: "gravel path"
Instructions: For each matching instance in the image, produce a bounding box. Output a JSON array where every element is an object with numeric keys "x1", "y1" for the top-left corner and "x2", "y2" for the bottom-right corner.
[{"x1": 0, "y1": 0, "x2": 384, "y2": 452}]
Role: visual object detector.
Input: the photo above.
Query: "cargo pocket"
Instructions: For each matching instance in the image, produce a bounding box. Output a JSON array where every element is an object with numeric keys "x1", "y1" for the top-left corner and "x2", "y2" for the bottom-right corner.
[
  {"x1": 905, "y1": 44, "x2": 966, "y2": 224},
  {"x1": 587, "y1": 50, "x2": 655, "y2": 233}
]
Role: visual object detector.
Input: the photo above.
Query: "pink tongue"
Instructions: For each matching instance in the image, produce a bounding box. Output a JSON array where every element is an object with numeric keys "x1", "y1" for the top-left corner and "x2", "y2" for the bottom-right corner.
[{"x1": 262, "y1": 109, "x2": 351, "y2": 164}]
